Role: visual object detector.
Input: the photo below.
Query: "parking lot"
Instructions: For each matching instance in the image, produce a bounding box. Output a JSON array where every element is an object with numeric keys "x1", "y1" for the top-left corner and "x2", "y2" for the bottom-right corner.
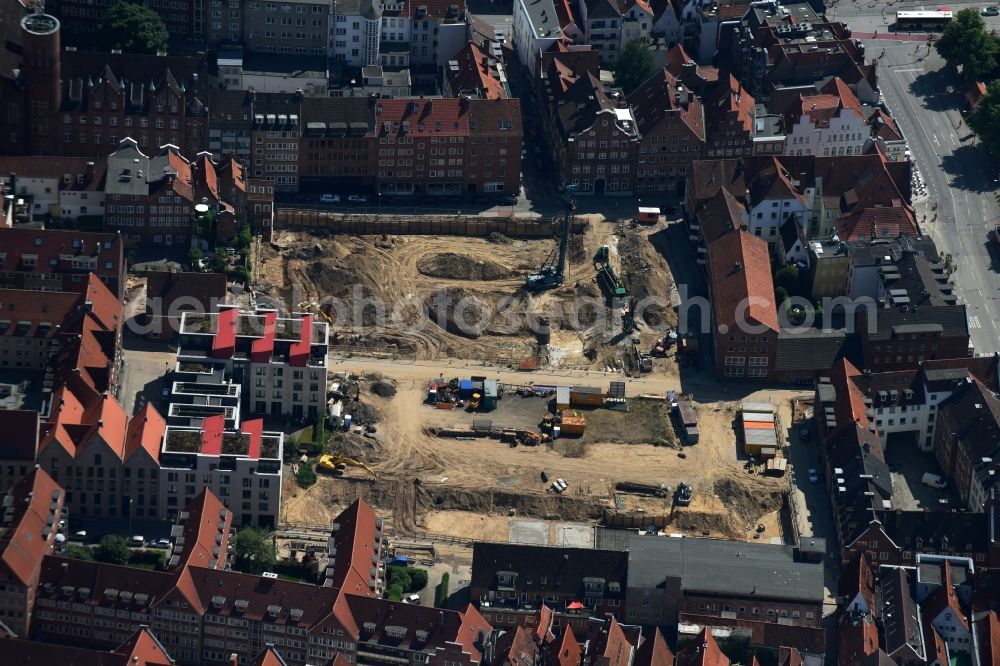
[{"x1": 884, "y1": 436, "x2": 959, "y2": 510}]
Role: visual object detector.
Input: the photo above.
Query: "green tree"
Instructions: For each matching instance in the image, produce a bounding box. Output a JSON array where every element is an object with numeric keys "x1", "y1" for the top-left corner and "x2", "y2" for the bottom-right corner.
[
  {"x1": 774, "y1": 265, "x2": 799, "y2": 292},
  {"x1": 935, "y1": 9, "x2": 1000, "y2": 81},
  {"x1": 613, "y1": 40, "x2": 656, "y2": 95},
  {"x1": 970, "y1": 82, "x2": 1000, "y2": 155},
  {"x1": 235, "y1": 225, "x2": 253, "y2": 252},
  {"x1": 65, "y1": 544, "x2": 95, "y2": 561},
  {"x1": 208, "y1": 249, "x2": 229, "y2": 273},
  {"x1": 296, "y1": 462, "x2": 317, "y2": 489},
  {"x1": 98, "y1": 0, "x2": 169, "y2": 55},
  {"x1": 386, "y1": 584, "x2": 404, "y2": 601},
  {"x1": 94, "y1": 535, "x2": 130, "y2": 565},
  {"x1": 434, "y1": 572, "x2": 450, "y2": 608},
  {"x1": 187, "y1": 247, "x2": 204, "y2": 271},
  {"x1": 231, "y1": 527, "x2": 277, "y2": 574},
  {"x1": 407, "y1": 568, "x2": 429, "y2": 592}
]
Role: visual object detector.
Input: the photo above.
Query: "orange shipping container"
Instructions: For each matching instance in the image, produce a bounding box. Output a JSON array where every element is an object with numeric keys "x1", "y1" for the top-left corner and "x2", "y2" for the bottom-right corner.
[{"x1": 560, "y1": 415, "x2": 586, "y2": 435}]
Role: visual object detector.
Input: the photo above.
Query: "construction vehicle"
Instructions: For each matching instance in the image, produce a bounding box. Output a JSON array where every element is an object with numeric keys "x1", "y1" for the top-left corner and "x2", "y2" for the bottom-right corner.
[
  {"x1": 674, "y1": 482, "x2": 693, "y2": 506},
  {"x1": 593, "y1": 245, "x2": 628, "y2": 302},
  {"x1": 297, "y1": 300, "x2": 336, "y2": 326},
  {"x1": 526, "y1": 185, "x2": 576, "y2": 291},
  {"x1": 317, "y1": 454, "x2": 378, "y2": 480}
]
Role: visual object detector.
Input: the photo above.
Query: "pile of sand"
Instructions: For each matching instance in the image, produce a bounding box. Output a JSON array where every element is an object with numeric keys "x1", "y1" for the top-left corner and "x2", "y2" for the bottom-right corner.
[{"x1": 416, "y1": 253, "x2": 514, "y2": 280}]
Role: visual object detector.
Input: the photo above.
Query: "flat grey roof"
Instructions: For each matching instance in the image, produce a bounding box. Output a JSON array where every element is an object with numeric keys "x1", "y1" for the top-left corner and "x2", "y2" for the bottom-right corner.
[
  {"x1": 521, "y1": 0, "x2": 563, "y2": 40},
  {"x1": 626, "y1": 534, "x2": 824, "y2": 603}
]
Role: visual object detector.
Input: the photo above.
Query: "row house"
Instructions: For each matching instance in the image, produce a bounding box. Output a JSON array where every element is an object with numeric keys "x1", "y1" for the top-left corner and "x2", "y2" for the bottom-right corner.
[
  {"x1": 0, "y1": 227, "x2": 124, "y2": 298},
  {"x1": 628, "y1": 68, "x2": 705, "y2": 195},
  {"x1": 0, "y1": 159, "x2": 105, "y2": 224},
  {"x1": 2, "y1": 625, "x2": 178, "y2": 664},
  {"x1": 25, "y1": 489, "x2": 489, "y2": 666},
  {"x1": 513, "y1": 0, "x2": 569, "y2": 75},
  {"x1": 470, "y1": 543, "x2": 629, "y2": 625},
  {"x1": 552, "y1": 73, "x2": 638, "y2": 195},
  {"x1": 444, "y1": 41, "x2": 510, "y2": 101},
  {"x1": 578, "y1": 0, "x2": 654, "y2": 63},
  {"x1": 933, "y1": 377, "x2": 1000, "y2": 512},
  {"x1": 704, "y1": 75, "x2": 755, "y2": 159},
  {"x1": 783, "y1": 78, "x2": 871, "y2": 158},
  {"x1": 0, "y1": 12, "x2": 210, "y2": 159},
  {"x1": 104, "y1": 138, "x2": 272, "y2": 245},
  {"x1": 250, "y1": 93, "x2": 302, "y2": 193},
  {"x1": 816, "y1": 357, "x2": 1000, "y2": 569},
  {"x1": 838, "y1": 555, "x2": 983, "y2": 664},
  {"x1": 298, "y1": 97, "x2": 376, "y2": 191},
  {"x1": 0, "y1": 469, "x2": 65, "y2": 637},
  {"x1": 706, "y1": 229, "x2": 779, "y2": 381}
]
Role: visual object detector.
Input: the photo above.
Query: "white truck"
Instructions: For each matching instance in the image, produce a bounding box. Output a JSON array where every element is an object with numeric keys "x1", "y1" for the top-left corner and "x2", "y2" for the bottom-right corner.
[{"x1": 921, "y1": 473, "x2": 948, "y2": 489}]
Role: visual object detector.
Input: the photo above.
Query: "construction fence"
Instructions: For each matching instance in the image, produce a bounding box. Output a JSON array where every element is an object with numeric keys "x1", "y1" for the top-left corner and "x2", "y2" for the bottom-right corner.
[{"x1": 275, "y1": 209, "x2": 588, "y2": 238}]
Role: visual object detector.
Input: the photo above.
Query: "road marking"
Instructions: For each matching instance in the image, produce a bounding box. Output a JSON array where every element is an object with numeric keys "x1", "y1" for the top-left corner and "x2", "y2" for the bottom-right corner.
[
  {"x1": 969, "y1": 316, "x2": 982, "y2": 329},
  {"x1": 893, "y1": 68, "x2": 926, "y2": 73}
]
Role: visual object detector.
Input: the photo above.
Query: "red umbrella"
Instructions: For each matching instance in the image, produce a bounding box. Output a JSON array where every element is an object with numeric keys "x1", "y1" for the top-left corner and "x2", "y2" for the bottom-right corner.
[{"x1": 566, "y1": 600, "x2": 585, "y2": 610}]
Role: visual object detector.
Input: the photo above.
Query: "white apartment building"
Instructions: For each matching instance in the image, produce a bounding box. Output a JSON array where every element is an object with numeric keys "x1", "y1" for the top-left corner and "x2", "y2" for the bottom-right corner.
[
  {"x1": 784, "y1": 78, "x2": 870, "y2": 158},
  {"x1": 513, "y1": 0, "x2": 563, "y2": 73},
  {"x1": 157, "y1": 419, "x2": 283, "y2": 527},
  {"x1": 177, "y1": 305, "x2": 330, "y2": 421},
  {"x1": 330, "y1": 0, "x2": 383, "y2": 66}
]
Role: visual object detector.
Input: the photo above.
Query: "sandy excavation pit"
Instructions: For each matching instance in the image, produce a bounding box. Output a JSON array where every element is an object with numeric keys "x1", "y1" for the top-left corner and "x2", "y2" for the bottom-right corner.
[{"x1": 259, "y1": 222, "x2": 679, "y2": 365}]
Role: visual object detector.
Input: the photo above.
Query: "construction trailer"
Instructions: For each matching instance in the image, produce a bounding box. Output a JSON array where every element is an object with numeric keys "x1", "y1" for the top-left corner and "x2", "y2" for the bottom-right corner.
[
  {"x1": 741, "y1": 402, "x2": 778, "y2": 459},
  {"x1": 674, "y1": 400, "x2": 699, "y2": 444},
  {"x1": 556, "y1": 386, "x2": 571, "y2": 410},
  {"x1": 570, "y1": 385, "x2": 604, "y2": 407},
  {"x1": 482, "y1": 380, "x2": 499, "y2": 410},
  {"x1": 637, "y1": 207, "x2": 661, "y2": 224}
]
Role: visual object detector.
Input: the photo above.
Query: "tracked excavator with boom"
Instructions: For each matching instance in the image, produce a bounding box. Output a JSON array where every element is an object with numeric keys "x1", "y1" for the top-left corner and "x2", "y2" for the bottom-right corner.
[{"x1": 525, "y1": 185, "x2": 577, "y2": 291}]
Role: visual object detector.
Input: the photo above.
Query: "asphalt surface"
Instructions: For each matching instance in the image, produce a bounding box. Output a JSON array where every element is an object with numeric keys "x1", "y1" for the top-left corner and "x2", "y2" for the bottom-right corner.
[{"x1": 869, "y1": 41, "x2": 1000, "y2": 354}]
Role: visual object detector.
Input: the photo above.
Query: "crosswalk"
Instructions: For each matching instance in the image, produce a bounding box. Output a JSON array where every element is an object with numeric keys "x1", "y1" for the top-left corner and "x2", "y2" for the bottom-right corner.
[{"x1": 969, "y1": 315, "x2": 982, "y2": 329}]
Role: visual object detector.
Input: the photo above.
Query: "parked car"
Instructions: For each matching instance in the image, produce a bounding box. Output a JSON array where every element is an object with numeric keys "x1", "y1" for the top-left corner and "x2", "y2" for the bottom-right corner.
[
  {"x1": 320, "y1": 194, "x2": 341, "y2": 203},
  {"x1": 70, "y1": 530, "x2": 87, "y2": 542},
  {"x1": 982, "y1": 6, "x2": 998, "y2": 16},
  {"x1": 922, "y1": 472, "x2": 948, "y2": 489},
  {"x1": 807, "y1": 468, "x2": 819, "y2": 484},
  {"x1": 348, "y1": 194, "x2": 368, "y2": 203},
  {"x1": 151, "y1": 538, "x2": 172, "y2": 549},
  {"x1": 129, "y1": 535, "x2": 146, "y2": 548},
  {"x1": 499, "y1": 195, "x2": 518, "y2": 205},
  {"x1": 403, "y1": 593, "x2": 421, "y2": 604}
]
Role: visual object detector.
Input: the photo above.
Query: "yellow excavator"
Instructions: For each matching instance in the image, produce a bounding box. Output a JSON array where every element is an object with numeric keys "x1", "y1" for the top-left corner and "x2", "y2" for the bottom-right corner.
[
  {"x1": 317, "y1": 454, "x2": 378, "y2": 480},
  {"x1": 297, "y1": 300, "x2": 336, "y2": 326}
]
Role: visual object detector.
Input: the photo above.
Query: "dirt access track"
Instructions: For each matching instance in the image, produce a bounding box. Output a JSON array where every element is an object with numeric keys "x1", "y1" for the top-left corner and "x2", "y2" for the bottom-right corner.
[
  {"x1": 282, "y1": 362, "x2": 798, "y2": 541},
  {"x1": 257, "y1": 218, "x2": 677, "y2": 369}
]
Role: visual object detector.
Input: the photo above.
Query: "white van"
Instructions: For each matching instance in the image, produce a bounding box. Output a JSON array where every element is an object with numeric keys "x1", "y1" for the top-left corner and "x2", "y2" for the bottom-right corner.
[{"x1": 403, "y1": 593, "x2": 421, "y2": 604}]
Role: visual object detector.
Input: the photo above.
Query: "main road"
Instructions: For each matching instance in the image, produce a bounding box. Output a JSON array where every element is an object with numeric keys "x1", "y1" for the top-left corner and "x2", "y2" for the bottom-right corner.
[{"x1": 837, "y1": 14, "x2": 1000, "y2": 354}]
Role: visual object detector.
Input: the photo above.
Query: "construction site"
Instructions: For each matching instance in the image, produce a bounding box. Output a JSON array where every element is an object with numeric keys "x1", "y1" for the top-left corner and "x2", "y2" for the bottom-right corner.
[
  {"x1": 269, "y1": 206, "x2": 797, "y2": 553},
  {"x1": 282, "y1": 361, "x2": 800, "y2": 546},
  {"x1": 258, "y1": 203, "x2": 680, "y2": 372}
]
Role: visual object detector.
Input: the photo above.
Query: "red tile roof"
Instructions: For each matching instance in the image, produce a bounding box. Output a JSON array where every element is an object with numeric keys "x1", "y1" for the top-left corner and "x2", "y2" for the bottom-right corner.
[
  {"x1": 627, "y1": 69, "x2": 705, "y2": 141},
  {"x1": 706, "y1": 230, "x2": 779, "y2": 333},
  {"x1": 114, "y1": 626, "x2": 175, "y2": 666},
  {"x1": 838, "y1": 550, "x2": 876, "y2": 612},
  {"x1": 0, "y1": 288, "x2": 80, "y2": 338},
  {"x1": 550, "y1": 626, "x2": 581, "y2": 666},
  {"x1": 837, "y1": 613, "x2": 879, "y2": 665},
  {"x1": 921, "y1": 561, "x2": 969, "y2": 631},
  {"x1": 869, "y1": 109, "x2": 903, "y2": 142},
  {"x1": 166, "y1": 489, "x2": 231, "y2": 574},
  {"x1": 0, "y1": 468, "x2": 64, "y2": 587},
  {"x1": 717, "y1": 3, "x2": 747, "y2": 19},
  {"x1": 675, "y1": 629, "x2": 729, "y2": 666},
  {"x1": 0, "y1": 410, "x2": 40, "y2": 462},
  {"x1": 326, "y1": 499, "x2": 381, "y2": 597},
  {"x1": 836, "y1": 205, "x2": 919, "y2": 241},
  {"x1": 377, "y1": 98, "x2": 471, "y2": 137},
  {"x1": 634, "y1": 627, "x2": 673, "y2": 666},
  {"x1": 978, "y1": 611, "x2": 1000, "y2": 666},
  {"x1": 401, "y1": 0, "x2": 465, "y2": 20},
  {"x1": 828, "y1": 358, "x2": 869, "y2": 429},
  {"x1": 250, "y1": 647, "x2": 289, "y2": 666},
  {"x1": 448, "y1": 42, "x2": 507, "y2": 100},
  {"x1": 125, "y1": 404, "x2": 166, "y2": 463},
  {"x1": 711, "y1": 74, "x2": 755, "y2": 134}
]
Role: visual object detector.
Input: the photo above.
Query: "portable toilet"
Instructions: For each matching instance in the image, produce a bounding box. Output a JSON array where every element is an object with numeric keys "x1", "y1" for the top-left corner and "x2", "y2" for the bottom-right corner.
[
  {"x1": 458, "y1": 379, "x2": 474, "y2": 399},
  {"x1": 343, "y1": 414, "x2": 353, "y2": 431},
  {"x1": 483, "y1": 380, "x2": 499, "y2": 410}
]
